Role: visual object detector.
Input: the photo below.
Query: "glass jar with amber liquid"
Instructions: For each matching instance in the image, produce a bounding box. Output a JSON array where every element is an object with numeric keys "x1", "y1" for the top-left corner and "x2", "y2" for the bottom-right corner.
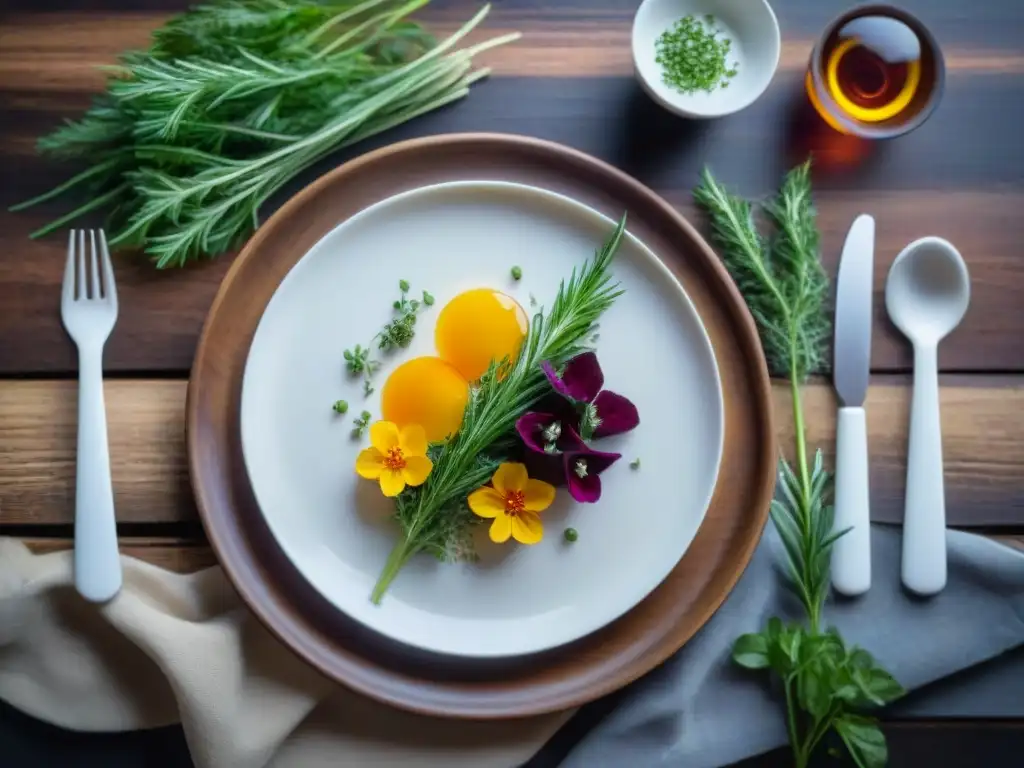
[{"x1": 806, "y1": 4, "x2": 945, "y2": 139}]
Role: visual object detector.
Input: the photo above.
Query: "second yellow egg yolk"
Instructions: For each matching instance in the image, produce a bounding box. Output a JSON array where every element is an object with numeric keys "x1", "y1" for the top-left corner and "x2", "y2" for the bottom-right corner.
[
  {"x1": 434, "y1": 288, "x2": 529, "y2": 382},
  {"x1": 381, "y1": 356, "x2": 469, "y2": 443}
]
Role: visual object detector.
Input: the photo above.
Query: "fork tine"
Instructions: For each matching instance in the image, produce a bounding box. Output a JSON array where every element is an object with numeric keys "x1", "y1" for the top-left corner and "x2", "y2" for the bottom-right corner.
[
  {"x1": 98, "y1": 229, "x2": 117, "y2": 306},
  {"x1": 77, "y1": 229, "x2": 86, "y2": 300},
  {"x1": 88, "y1": 230, "x2": 102, "y2": 299},
  {"x1": 63, "y1": 230, "x2": 77, "y2": 304}
]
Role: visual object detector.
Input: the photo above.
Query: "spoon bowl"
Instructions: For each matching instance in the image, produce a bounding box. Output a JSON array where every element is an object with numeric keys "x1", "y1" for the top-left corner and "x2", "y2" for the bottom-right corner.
[
  {"x1": 885, "y1": 236, "x2": 970, "y2": 597},
  {"x1": 885, "y1": 237, "x2": 970, "y2": 345}
]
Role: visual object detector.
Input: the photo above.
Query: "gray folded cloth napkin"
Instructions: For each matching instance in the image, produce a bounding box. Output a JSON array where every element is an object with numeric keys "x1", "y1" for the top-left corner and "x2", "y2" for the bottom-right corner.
[{"x1": 556, "y1": 526, "x2": 1024, "y2": 768}]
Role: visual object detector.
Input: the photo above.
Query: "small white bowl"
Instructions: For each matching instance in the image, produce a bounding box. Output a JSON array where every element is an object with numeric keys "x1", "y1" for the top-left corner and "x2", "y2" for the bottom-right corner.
[{"x1": 632, "y1": 0, "x2": 781, "y2": 119}]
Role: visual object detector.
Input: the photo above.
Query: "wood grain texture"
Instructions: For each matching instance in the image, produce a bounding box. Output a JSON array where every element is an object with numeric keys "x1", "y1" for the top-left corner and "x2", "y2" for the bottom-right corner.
[
  {"x1": 0, "y1": 0, "x2": 1023, "y2": 374},
  {"x1": 2, "y1": 377, "x2": 1022, "y2": 527},
  {"x1": 22, "y1": 537, "x2": 217, "y2": 572}
]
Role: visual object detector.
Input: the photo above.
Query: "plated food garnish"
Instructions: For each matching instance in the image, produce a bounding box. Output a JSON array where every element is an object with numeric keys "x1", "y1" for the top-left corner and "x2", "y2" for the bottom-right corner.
[{"x1": 343, "y1": 213, "x2": 641, "y2": 603}]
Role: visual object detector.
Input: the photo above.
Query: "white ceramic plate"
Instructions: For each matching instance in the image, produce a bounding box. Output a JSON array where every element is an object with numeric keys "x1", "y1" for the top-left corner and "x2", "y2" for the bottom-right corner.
[{"x1": 240, "y1": 181, "x2": 724, "y2": 658}]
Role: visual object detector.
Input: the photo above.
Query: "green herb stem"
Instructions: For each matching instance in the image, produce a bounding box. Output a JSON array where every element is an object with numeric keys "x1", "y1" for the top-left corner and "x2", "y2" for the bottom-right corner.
[
  {"x1": 698, "y1": 163, "x2": 902, "y2": 768},
  {"x1": 371, "y1": 536, "x2": 421, "y2": 604}
]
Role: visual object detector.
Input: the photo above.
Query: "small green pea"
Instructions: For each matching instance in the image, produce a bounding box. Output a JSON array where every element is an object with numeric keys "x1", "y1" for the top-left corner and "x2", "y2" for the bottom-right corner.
[
  {"x1": 564, "y1": 527, "x2": 578, "y2": 543},
  {"x1": 332, "y1": 400, "x2": 349, "y2": 414},
  {"x1": 511, "y1": 265, "x2": 523, "y2": 280}
]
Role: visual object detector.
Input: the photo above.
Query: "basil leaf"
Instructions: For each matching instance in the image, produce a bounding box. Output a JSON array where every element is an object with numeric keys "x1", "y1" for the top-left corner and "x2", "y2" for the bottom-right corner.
[
  {"x1": 834, "y1": 684, "x2": 862, "y2": 703},
  {"x1": 862, "y1": 666, "x2": 905, "y2": 705},
  {"x1": 733, "y1": 633, "x2": 770, "y2": 669},
  {"x1": 849, "y1": 647, "x2": 875, "y2": 670},
  {"x1": 779, "y1": 624, "x2": 802, "y2": 665},
  {"x1": 797, "y1": 661, "x2": 832, "y2": 719},
  {"x1": 835, "y1": 714, "x2": 888, "y2": 768}
]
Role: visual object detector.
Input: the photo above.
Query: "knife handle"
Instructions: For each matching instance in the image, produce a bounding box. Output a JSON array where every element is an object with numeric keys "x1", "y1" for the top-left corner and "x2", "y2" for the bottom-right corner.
[{"x1": 832, "y1": 406, "x2": 871, "y2": 596}]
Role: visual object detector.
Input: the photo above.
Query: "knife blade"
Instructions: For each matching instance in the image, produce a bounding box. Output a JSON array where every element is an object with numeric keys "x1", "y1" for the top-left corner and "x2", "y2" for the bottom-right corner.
[{"x1": 830, "y1": 213, "x2": 875, "y2": 596}]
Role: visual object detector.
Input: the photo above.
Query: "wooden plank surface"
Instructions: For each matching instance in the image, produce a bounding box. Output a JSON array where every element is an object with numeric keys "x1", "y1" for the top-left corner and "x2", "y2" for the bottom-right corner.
[
  {"x1": 1, "y1": 0, "x2": 1023, "y2": 374},
  {"x1": 2, "y1": 377, "x2": 1023, "y2": 527}
]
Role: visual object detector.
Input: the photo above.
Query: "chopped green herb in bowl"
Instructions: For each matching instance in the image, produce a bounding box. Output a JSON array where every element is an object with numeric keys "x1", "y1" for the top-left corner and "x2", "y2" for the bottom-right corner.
[{"x1": 630, "y1": 0, "x2": 781, "y2": 119}]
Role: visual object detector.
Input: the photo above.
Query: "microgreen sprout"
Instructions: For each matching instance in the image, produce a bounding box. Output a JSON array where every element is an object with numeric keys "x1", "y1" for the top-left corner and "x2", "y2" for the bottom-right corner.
[{"x1": 351, "y1": 410, "x2": 372, "y2": 439}]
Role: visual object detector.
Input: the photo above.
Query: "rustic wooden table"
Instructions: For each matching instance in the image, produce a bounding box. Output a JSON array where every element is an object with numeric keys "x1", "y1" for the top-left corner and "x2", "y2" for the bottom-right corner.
[{"x1": 1, "y1": 0, "x2": 1022, "y2": 765}]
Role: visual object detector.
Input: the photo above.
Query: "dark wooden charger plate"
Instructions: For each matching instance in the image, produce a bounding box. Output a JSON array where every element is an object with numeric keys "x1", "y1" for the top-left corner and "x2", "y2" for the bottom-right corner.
[{"x1": 186, "y1": 133, "x2": 776, "y2": 718}]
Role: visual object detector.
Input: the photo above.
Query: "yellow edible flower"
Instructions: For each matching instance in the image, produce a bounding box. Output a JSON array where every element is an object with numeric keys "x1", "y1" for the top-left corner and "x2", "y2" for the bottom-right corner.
[
  {"x1": 468, "y1": 462, "x2": 555, "y2": 545},
  {"x1": 356, "y1": 421, "x2": 433, "y2": 497}
]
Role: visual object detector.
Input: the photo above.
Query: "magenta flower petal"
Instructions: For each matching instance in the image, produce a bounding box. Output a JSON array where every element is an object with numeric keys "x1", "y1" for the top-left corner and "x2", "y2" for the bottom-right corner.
[
  {"x1": 563, "y1": 447, "x2": 621, "y2": 503},
  {"x1": 542, "y1": 352, "x2": 604, "y2": 402},
  {"x1": 541, "y1": 361, "x2": 575, "y2": 400},
  {"x1": 522, "y1": 450, "x2": 566, "y2": 487},
  {"x1": 592, "y1": 390, "x2": 641, "y2": 438},
  {"x1": 516, "y1": 411, "x2": 557, "y2": 454},
  {"x1": 516, "y1": 411, "x2": 588, "y2": 455},
  {"x1": 567, "y1": 470, "x2": 603, "y2": 503},
  {"x1": 561, "y1": 352, "x2": 605, "y2": 402}
]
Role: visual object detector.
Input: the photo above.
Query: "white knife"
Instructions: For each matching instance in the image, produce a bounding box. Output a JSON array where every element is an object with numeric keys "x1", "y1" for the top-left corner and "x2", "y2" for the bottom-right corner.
[{"x1": 831, "y1": 213, "x2": 875, "y2": 597}]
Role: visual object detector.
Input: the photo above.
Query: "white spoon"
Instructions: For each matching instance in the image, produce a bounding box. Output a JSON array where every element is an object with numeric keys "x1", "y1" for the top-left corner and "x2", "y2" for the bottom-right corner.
[{"x1": 885, "y1": 237, "x2": 970, "y2": 596}]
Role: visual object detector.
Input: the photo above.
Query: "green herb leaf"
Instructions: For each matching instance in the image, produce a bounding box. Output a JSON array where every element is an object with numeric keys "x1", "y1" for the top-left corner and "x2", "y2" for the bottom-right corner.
[
  {"x1": 694, "y1": 160, "x2": 830, "y2": 380},
  {"x1": 851, "y1": 664, "x2": 905, "y2": 707},
  {"x1": 732, "y1": 633, "x2": 770, "y2": 669},
  {"x1": 835, "y1": 714, "x2": 888, "y2": 768},
  {"x1": 13, "y1": 2, "x2": 521, "y2": 267},
  {"x1": 796, "y1": 660, "x2": 832, "y2": 720}
]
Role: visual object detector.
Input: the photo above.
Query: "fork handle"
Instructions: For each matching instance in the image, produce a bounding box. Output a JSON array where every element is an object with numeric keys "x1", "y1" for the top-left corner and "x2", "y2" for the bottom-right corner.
[{"x1": 74, "y1": 346, "x2": 122, "y2": 603}]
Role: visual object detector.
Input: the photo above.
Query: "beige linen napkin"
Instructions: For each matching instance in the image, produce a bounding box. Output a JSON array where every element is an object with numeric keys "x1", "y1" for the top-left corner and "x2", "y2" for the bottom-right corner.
[{"x1": 0, "y1": 539, "x2": 570, "y2": 768}]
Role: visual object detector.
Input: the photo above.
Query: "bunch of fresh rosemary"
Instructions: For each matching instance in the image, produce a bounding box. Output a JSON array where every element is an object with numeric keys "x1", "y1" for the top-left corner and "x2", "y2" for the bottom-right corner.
[
  {"x1": 370, "y1": 214, "x2": 627, "y2": 603},
  {"x1": 694, "y1": 162, "x2": 903, "y2": 768},
  {"x1": 11, "y1": 0, "x2": 517, "y2": 268}
]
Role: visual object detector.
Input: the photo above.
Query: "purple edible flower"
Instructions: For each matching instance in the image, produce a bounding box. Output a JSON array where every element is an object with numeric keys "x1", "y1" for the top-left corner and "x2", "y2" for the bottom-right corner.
[
  {"x1": 542, "y1": 352, "x2": 639, "y2": 440},
  {"x1": 515, "y1": 411, "x2": 622, "y2": 503},
  {"x1": 563, "y1": 445, "x2": 621, "y2": 503}
]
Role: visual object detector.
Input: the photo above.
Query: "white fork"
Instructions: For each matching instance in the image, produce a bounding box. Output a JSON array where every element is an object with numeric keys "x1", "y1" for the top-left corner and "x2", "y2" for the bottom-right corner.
[{"x1": 61, "y1": 229, "x2": 121, "y2": 603}]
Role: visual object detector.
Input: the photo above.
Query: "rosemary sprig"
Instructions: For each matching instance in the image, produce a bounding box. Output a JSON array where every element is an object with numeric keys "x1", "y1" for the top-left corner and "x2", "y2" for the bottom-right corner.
[
  {"x1": 695, "y1": 162, "x2": 903, "y2": 768},
  {"x1": 11, "y1": 0, "x2": 519, "y2": 268},
  {"x1": 370, "y1": 213, "x2": 627, "y2": 603}
]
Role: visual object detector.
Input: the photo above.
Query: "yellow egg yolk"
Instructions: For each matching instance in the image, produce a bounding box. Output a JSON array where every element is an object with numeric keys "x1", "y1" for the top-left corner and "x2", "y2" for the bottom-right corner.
[
  {"x1": 434, "y1": 289, "x2": 529, "y2": 382},
  {"x1": 381, "y1": 356, "x2": 470, "y2": 443}
]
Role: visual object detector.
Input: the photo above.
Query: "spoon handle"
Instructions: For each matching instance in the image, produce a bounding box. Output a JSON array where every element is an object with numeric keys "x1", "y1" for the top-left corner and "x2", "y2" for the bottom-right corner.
[{"x1": 901, "y1": 343, "x2": 946, "y2": 596}]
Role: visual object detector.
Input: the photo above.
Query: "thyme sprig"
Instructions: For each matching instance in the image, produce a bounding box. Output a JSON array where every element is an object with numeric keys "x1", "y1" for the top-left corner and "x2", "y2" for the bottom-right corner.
[
  {"x1": 370, "y1": 213, "x2": 627, "y2": 603},
  {"x1": 695, "y1": 162, "x2": 903, "y2": 768},
  {"x1": 343, "y1": 279, "x2": 433, "y2": 396}
]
